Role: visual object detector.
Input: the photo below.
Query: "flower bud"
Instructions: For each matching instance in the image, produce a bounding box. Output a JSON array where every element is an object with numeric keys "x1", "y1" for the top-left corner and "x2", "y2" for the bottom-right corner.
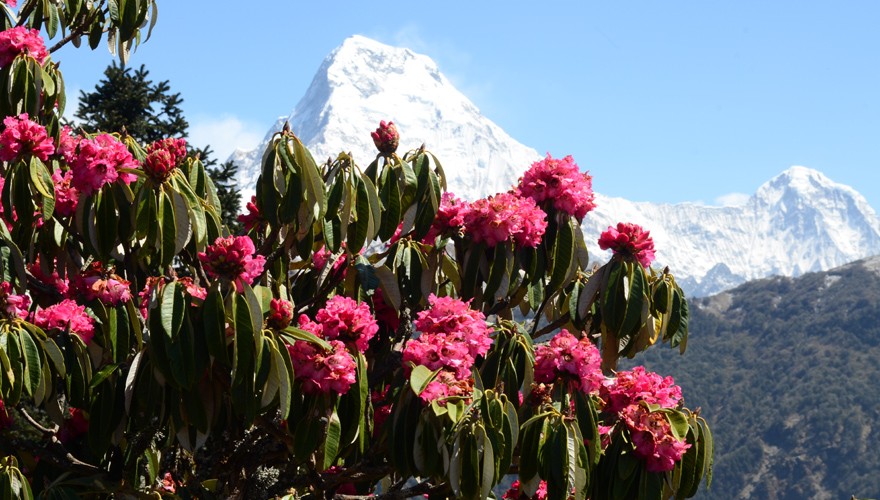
[{"x1": 370, "y1": 120, "x2": 399, "y2": 154}]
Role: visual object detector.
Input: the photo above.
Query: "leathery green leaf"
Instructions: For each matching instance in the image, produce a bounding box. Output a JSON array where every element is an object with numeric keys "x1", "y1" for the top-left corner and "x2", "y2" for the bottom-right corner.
[{"x1": 323, "y1": 408, "x2": 342, "y2": 470}]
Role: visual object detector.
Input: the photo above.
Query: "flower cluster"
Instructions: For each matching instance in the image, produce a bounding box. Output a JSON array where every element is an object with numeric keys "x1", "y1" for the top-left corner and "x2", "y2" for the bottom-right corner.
[
  {"x1": 27, "y1": 256, "x2": 69, "y2": 304},
  {"x1": 599, "y1": 366, "x2": 682, "y2": 414},
  {"x1": 403, "y1": 295, "x2": 492, "y2": 402},
  {"x1": 69, "y1": 263, "x2": 132, "y2": 306},
  {"x1": 502, "y1": 479, "x2": 548, "y2": 500},
  {"x1": 622, "y1": 405, "x2": 691, "y2": 472},
  {"x1": 287, "y1": 339, "x2": 356, "y2": 395},
  {"x1": 422, "y1": 191, "x2": 468, "y2": 243},
  {"x1": 143, "y1": 137, "x2": 186, "y2": 183},
  {"x1": 598, "y1": 222, "x2": 656, "y2": 268},
  {"x1": 57, "y1": 126, "x2": 79, "y2": 164},
  {"x1": 57, "y1": 407, "x2": 89, "y2": 444},
  {"x1": 51, "y1": 168, "x2": 79, "y2": 217},
  {"x1": 298, "y1": 295, "x2": 378, "y2": 353},
  {"x1": 237, "y1": 196, "x2": 266, "y2": 232},
  {"x1": 463, "y1": 192, "x2": 547, "y2": 248},
  {"x1": 599, "y1": 366, "x2": 688, "y2": 472},
  {"x1": 517, "y1": 154, "x2": 596, "y2": 220},
  {"x1": 0, "y1": 281, "x2": 30, "y2": 320},
  {"x1": 533, "y1": 329, "x2": 604, "y2": 395},
  {"x1": 0, "y1": 113, "x2": 55, "y2": 162},
  {"x1": 198, "y1": 235, "x2": 266, "y2": 291},
  {"x1": 33, "y1": 299, "x2": 96, "y2": 345},
  {"x1": 371, "y1": 120, "x2": 399, "y2": 154},
  {"x1": 267, "y1": 298, "x2": 293, "y2": 330},
  {"x1": 0, "y1": 26, "x2": 48, "y2": 68},
  {"x1": 71, "y1": 133, "x2": 139, "y2": 196}
]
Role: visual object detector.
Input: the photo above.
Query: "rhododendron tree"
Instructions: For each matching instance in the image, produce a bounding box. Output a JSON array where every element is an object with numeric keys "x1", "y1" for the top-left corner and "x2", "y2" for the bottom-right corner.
[{"x1": 0, "y1": 5, "x2": 713, "y2": 500}]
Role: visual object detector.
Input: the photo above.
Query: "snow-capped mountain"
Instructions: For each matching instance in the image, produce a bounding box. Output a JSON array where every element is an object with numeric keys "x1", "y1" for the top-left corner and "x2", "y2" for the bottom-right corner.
[
  {"x1": 230, "y1": 36, "x2": 880, "y2": 297},
  {"x1": 230, "y1": 34, "x2": 541, "y2": 204}
]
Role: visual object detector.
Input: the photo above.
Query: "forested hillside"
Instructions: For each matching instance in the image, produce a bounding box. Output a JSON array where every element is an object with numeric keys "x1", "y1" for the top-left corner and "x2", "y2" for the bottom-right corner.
[{"x1": 632, "y1": 257, "x2": 880, "y2": 499}]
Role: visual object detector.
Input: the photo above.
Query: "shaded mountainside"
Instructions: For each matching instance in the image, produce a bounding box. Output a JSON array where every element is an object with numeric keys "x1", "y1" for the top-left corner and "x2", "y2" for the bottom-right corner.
[{"x1": 630, "y1": 256, "x2": 880, "y2": 499}]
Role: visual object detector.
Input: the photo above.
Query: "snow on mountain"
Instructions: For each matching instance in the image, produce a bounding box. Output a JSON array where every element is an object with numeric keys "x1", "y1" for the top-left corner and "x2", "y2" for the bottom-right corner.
[
  {"x1": 230, "y1": 36, "x2": 880, "y2": 297},
  {"x1": 230, "y1": 34, "x2": 541, "y2": 204}
]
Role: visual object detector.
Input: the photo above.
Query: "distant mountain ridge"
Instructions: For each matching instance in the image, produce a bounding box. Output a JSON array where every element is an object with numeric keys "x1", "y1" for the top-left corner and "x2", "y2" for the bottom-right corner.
[
  {"x1": 632, "y1": 255, "x2": 880, "y2": 499},
  {"x1": 230, "y1": 35, "x2": 880, "y2": 296}
]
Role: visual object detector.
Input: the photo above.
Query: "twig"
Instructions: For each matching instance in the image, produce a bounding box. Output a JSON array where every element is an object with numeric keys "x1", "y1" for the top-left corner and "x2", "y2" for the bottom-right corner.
[
  {"x1": 17, "y1": 406, "x2": 57, "y2": 435},
  {"x1": 48, "y1": 5, "x2": 107, "y2": 54}
]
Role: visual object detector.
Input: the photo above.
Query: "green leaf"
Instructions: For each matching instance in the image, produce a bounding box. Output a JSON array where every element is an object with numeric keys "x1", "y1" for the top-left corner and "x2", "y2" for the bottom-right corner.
[
  {"x1": 159, "y1": 281, "x2": 185, "y2": 341},
  {"x1": 323, "y1": 408, "x2": 342, "y2": 470},
  {"x1": 409, "y1": 364, "x2": 436, "y2": 396},
  {"x1": 202, "y1": 282, "x2": 229, "y2": 365},
  {"x1": 548, "y1": 218, "x2": 575, "y2": 294},
  {"x1": 17, "y1": 329, "x2": 42, "y2": 398}
]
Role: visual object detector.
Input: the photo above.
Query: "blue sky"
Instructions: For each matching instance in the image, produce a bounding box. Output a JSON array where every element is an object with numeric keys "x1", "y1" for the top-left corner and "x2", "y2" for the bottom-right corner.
[{"x1": 52, "y1": 1, "x2": 880, "y2": 209}]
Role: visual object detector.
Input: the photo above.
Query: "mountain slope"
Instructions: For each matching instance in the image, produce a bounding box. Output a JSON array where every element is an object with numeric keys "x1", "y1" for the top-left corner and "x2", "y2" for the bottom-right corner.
[
  {"x1": 631, "y1": 256, "x2": 880, "y2": 499},
  {"x1": 229, "y1": 36, "x2": 880, "y2": 297}
]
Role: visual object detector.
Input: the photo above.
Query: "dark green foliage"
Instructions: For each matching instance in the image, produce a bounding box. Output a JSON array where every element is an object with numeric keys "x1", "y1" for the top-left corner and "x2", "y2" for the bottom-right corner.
[
  {"x1": 207, "y1": 159, "x2": 242, "y2": 231},
  {"x1": 628, "y1": 258, "x2": 880, "y2": 499},
  {"x1": 75, "y1": 62, "x2": 188, "y2": 144}
]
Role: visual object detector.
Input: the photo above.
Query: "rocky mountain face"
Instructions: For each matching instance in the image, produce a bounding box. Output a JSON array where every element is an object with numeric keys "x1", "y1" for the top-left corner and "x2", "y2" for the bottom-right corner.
[{"x1": 230, "y1": 36, "x2": 880, "y2": 296}]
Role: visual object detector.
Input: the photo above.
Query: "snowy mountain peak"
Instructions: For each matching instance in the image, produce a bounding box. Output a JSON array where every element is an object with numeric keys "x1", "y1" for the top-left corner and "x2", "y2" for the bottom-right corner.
[{"x1": 230, "y1": 36, "x2": 880, "y2": 298}]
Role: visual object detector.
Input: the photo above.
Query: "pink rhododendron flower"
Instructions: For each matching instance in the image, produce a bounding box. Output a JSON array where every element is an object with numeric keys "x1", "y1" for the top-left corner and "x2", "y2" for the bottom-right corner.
[
  {"x1": 287, "y1": 339, "x2": 356, "y2": 395},
  {"x1": 622, "y1": 405, "x2": 690, "y2": 472},
  {"x1": 27, "y1": 256, "x2": 69, "y2": 303},
  {"x1": 533, "y1": 329, "x2": 604, "y2": 395},
  {"x1": 0, "y1": 281, "x2": 29, "y2": 320},
  {"x1": 71, "y1": 133, "x2": 139, "y2": 195},
  {"x1": 69, "y1": 263, "x2": 132, "y2": 306},
  {"x1": 143, "y1": 137, "x2": 186, "y2": 183},
  {"x1": 0, "y1": 26, "x2": 48, "y2": 68},
  {"x1": 33, "y1": 299, "x2": 95, "y2": 345},
  {"x1": 502, "y1": 479, "x2": 548, "y2": 500},
  {"x1": 371, "y1": 120, "x2": 399, "y2": 154},
  {"x1": 414, "y1": 294, "x2": 492, "y2": 361},
  {"x1": 2, "y1": 1, "x2": 18, "y2": 9},
  {"x1": 598, "y1": 222, "x2": 656, "y2": 268},
  {"x1": 403, "y1": 295, "x2": 493, "y2": 394},
  {"x1": 312, "y1": 295, "x2": 378, "y2": 352},
  {"x1": 0, "y1": 113, "x2": 55, "y2": 162},
  {"x1": 517, "y1": 154, "x2": 596, "y2": 220},
  {"x1": 267, "y1": 298, "x2": 293, "y2": 330},
  {"x1": 51, "y1": 168, "x2": 79, "y2": 217},
  {"x1": 57, "y1": 126, "x2": 79, "y2": 164},
  {"x1": 312, "y1": 244, "x2": 348, "y2": 278},
  {"x1": 237, "y1": 196, "x2": 266, "y2": 232},
  {"x1": 463, "y1": 192, "x2": 547, "y2": 248},
  {"x1": 159, "y1": 472, "x2": 177, "y2": 493},
  {"x1": 422, "y1": 191, "x2": 469, "y2": 243},
  {"x1": 418, "y1": 369, "x2": 474, "y2": 403},
  {"x1": 599, "y1": 366, "x2": 683, "y2": 414},
  {"x1": 198, "y1": 235, "x2": 266, "y2": 291}
]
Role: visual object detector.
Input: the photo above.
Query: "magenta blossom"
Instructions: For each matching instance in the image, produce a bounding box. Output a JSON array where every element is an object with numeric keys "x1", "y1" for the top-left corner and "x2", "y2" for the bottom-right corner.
[
  {"x1": 267, "y1": 298, "x2": 294, "y2": 330},
  {"x1": 312, "y1": 296, "x2": 378, "y2": 352},
  {"x1": 599, "y1": 366, "x2": 683, "y2": 414},
  {"x1": 287, "y1": 339, "x2": 356, "y2": 395},
  {"x1": 0, "y1": 281, "x2": 29, "y2": 320},
  {"x1": 598, "y1": 222, "x2": 656, "y2": 268},
  {"x1": 422, "y1": 191, "x2": 469, "y2": 243},
  {"x1": 71, "y1": 133, "x2": 139, "y2": 196},
  {"x1": 33, "y1": 299, "x2": 95, "y2": 345},
  {"x1": 622, "y1": 405, "x2": 690, "y2": 472},
  {"x1": 237, "y1": 196, "x2": 266, "y2": 232},
  {"x1": 502, "y1": 479, "x2": 548, "y2": 500},
  {"x1": 0, "y1": 26, "x2": 48, "y2": 68},
  {"x1": 51, "y1": 168, "x2": 79, "y2": 217},
  {"x1": 371, "y1": 120, "x2": 399, "y2": 154},
  {"x1": 533, "y1": 329, "x2": 604, "y2": 395},
  {"x1": 517, "y1": 154, "x2": 596, "y2": 220},
  {"x1": 198, "y1": 235, "x2": 266, "y2": 291},
  {"x1": 0, "y1": 113, "x2": 55, "y2": 162},
  {"x1": 69, "y1": 263, "x2": 132, "y2": 306},
  {"x1": 143, "y1": 137, "x2": 186, "y2": 183},
  {"x1": 418, "y1": 369, "x2": 474, "y2": 404},
  {"x1": 463, "y1": 192, "x2": 547, "y2": 248},
  {"x1": 138, "y1": 276, "x2": 206, "y2": 319}
]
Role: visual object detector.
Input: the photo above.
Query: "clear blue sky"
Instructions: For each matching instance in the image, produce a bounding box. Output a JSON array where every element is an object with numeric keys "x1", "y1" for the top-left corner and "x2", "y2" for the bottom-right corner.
[{"x1": 53, "y1": 1, "x2": 880, "y2": 209}]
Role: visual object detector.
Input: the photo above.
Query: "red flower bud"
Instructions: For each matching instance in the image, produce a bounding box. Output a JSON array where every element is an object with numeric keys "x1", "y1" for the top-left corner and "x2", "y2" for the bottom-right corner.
[{"x1": 370, "y1": 120, "x2": 399, "y2": 154}]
